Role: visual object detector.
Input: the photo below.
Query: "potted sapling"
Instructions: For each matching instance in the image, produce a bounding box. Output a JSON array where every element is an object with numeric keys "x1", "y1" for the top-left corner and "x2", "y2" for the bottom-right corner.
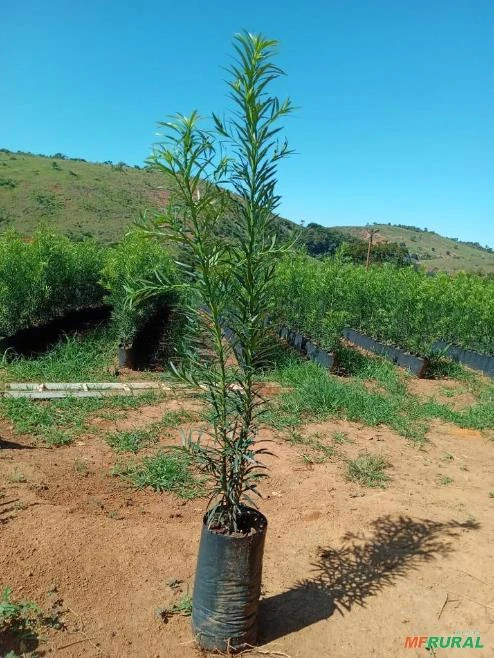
[{"x1": 137, "y1": 32, "x2": 293, "y2": 651}]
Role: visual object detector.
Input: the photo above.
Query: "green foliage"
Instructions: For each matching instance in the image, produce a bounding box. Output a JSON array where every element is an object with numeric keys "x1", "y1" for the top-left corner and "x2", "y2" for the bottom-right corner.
[
  {"x1": 0, "y1": 391, "x2": 158, "y2": 446},
  {"x1": 267, "y1": 360, "x2": 494, "y2": 442},
  {"x1": 105, "y1": 427, "x2": 159, "y2": 453},
  {"x1": 0, "y1": 177, "x2": 17, "y2": 188},
  {"x1": 346, "y1": 453, "x2": 391, "y2": 488},
  {"x1": 0, "y1": 586, "x2": 65, "y2": 655},
  {"x1": 274, "y1": 255, "x2": 494, "y2": 354},
  {"x1": 333, "y1": 223, "x2": 494, "y2": 273},
  {"x1": 113, "y1": 450, "x2": 204, "y2": 498},
  {"x1": 137, "y1": 32, "x2": 293, "y2": 532},
  {"x1": 161, "y1": 409, "x2": 196, "y2": 427},
  {"x1": 338, "y1": 240, "x2": 411, "y2": 266},
  {"x1": 0, "y1": 587, "x2": 41, "y2": 643},
  {"x1": 156, "y1": 593, "x2": 193, "y2": 620},
  {"x1": 300, "y1": 223, "x2": 360, "y2": 257},
  {"x1": 1, "y1": 328, "x2": 118, "y2": 383},
  {"x1": 0, "y1": 227, "x2": 183, "y2": 359},
  {"x1": 100, "y1": 231, "x2": 180, "y2": 346},
  {"x1": 267, "y1": 361, "x2": 428, "y2": 443},
  {"x1": 0, "y1": 228, "x2": 105, "y2": 338}
]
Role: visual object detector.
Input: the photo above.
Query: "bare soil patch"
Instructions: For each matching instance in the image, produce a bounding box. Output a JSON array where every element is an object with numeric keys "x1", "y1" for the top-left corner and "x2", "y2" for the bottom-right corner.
[{"x1": 407, "y1": 378, "x2": 478, "y2": 410}]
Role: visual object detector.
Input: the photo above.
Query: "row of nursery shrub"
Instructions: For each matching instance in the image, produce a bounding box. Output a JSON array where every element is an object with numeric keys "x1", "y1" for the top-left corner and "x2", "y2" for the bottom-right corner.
[
  {"x1": 0, "y1": 228, "x2": 179, "y2": 346},
  {"x1": 0, "y1": 229, "x2": 105, "y2": 337},
  {"x1": 273, "y1": 255, "x2": 494, "y2": 355}
]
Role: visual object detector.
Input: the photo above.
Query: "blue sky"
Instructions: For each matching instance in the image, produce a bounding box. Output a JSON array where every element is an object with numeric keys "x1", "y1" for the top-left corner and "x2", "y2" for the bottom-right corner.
[{"x1": 2, "y1": 0, "x2": 493, "y2": 246}]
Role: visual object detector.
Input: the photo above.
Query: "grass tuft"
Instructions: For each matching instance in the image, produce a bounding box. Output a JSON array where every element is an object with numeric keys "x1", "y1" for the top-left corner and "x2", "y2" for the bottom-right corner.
[
  {"x1": 105, "y1": 427, "x2": 159, "y2": 453},
  {"x1": 346, "y1": 453, "x2": 391, "y2": 488},
  {"x1": 266, "y1": 361, "x2": 428, "y2": 444},
  {"x1": 266, "y1": 361, "x2": 494, "y2": 444},
  {"x1": 0, "y1": 391, "x2": 159, "y2": 446},
  {"x1": 112, "y1": 450, "x2": 204, "y2": 499},
  {"x1": 0, "y1": 328, "x2": 118, "y2": 383},
  {"x1": 161, "y1": 409, "x2": 196, "y2": 428}
]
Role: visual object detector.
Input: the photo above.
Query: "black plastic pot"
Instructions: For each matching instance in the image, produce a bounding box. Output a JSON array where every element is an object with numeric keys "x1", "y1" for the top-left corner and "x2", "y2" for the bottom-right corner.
[
  {"x1": 279, "y1": 326, "x2": 289, "y2": 340},
  {"x1": 293, "y1": 332, "x2": 306, "y2": 351},
  {"x1": 305, "y1": 340, "x2": 317, "y2": 358},
  {"x1": 432, "y1": 340, "x2": 494, "y2": 379},
  {"x1": 118, "y1": 344, "x2": 136, "y2": 369},
  {"x1": 312, "y1": 349, "x2": 335, "y2": 370},
  {"x1": 192, "y1": 507, "x2": 267, "y2": 652}
]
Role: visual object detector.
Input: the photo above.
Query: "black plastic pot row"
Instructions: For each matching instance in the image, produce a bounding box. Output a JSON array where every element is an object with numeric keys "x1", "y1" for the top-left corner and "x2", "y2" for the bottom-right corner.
[
  {"x1": 279, "y1": 326, "x2": 337, "y2": 371},
  {"x1": 342, "y1": 328, "x2": 429, "y2": 377},
  {"x1": 432, "y1": 340, "x2": 494, "y2": 379}
]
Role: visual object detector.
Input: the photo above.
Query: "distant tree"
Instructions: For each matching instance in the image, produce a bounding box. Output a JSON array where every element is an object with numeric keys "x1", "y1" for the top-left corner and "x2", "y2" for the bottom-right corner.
[
  {"x1": 364, "y1": 226, "x2": 380, "y2": 270},
  {"x1": 300, "y1": 222, "x2": 360, "y2": 257},
  {"x1": 342, "y1": 240, "x2": 410, "y2": 267}
]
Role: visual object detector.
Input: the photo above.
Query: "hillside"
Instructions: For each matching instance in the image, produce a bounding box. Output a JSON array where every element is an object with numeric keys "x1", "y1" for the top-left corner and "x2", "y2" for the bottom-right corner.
[
  {"x1": 333, "y1": 223, "x2": 494, "y2": 273},
  {"x1": 0, "y1": 149, "x2": 172, "y2": 243},
  {"x1": 1, "y1": 149, "x2": 493, "y2": 272}
]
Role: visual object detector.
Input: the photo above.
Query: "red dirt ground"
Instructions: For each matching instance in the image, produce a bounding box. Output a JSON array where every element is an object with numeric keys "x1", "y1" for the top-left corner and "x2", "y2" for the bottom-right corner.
[{"x1": 1, "y1": 384, "x2": 493, "y2": 657}]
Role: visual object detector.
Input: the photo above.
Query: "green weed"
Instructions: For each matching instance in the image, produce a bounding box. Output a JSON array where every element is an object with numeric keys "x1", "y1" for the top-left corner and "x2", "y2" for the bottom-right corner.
[
  {"x1": 346, "y1": 453, "x2": 391, "y2": 488},
  {"x1": 161, "y1": 409, "x2": 196, "y2": 428},
  {"x1": 0, "y1": 587, "x2": 41, "y2": 652},
  {"x1": 0, "y1": 328, "x2": 118, "y2": 384},
  {"x1": 332, "y1": 431, "x2": 353, "y2": 445},
  {"x1": 285, "y1": 429, "x2": 336, "y2": 462},
  {"x1": 156, "y1": 592, "x2": 193, "y2": 621},
  {"x1": 267, "y1": 361, "x2": 494, "y2": 444},
  {"x1": 112, "y1": 450, "x2": 203, "y2": 499},
  {"x1": 267, "y1": 361, "x2": 428, "y2": 444},
  {"x1": 0, "y1": 391, "x2": 159, "y2": 446},
  {"x1": 105, "y1": 427, "x2": 159, "y2": 453}
]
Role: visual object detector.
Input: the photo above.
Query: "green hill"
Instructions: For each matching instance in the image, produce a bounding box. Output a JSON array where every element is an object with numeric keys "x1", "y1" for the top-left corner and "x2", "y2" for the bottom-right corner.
[
  {"x1": 1, "y1": 149, "x2": 492, "y2": 273},
  {"x1": 333, "y1": 224, "x2": 494, "y2": 273},
  {"x1": 0, "y1": 149, "x2": 172, "y2": 243}
]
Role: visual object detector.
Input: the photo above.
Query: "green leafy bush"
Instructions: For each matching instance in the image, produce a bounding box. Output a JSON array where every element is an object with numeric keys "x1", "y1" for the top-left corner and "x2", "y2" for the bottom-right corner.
[
  {"x1": 0, "y1": 228, "x2": 105, "y2": 337},
  {"x1": 100, "y1": 231, "x2": 180, "y2": 346}
]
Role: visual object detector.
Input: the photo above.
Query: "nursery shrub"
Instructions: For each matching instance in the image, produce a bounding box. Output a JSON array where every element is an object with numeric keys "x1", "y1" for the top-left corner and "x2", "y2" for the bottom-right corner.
[{"x1": 274, "y1": 255, "x2": 494, "y2": 355}]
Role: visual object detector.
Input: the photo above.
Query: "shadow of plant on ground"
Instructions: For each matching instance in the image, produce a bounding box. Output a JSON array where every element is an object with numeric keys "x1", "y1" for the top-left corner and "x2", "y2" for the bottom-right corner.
[{"x1": 260, "y1": 514, "x2": 479, "y2": 643}]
